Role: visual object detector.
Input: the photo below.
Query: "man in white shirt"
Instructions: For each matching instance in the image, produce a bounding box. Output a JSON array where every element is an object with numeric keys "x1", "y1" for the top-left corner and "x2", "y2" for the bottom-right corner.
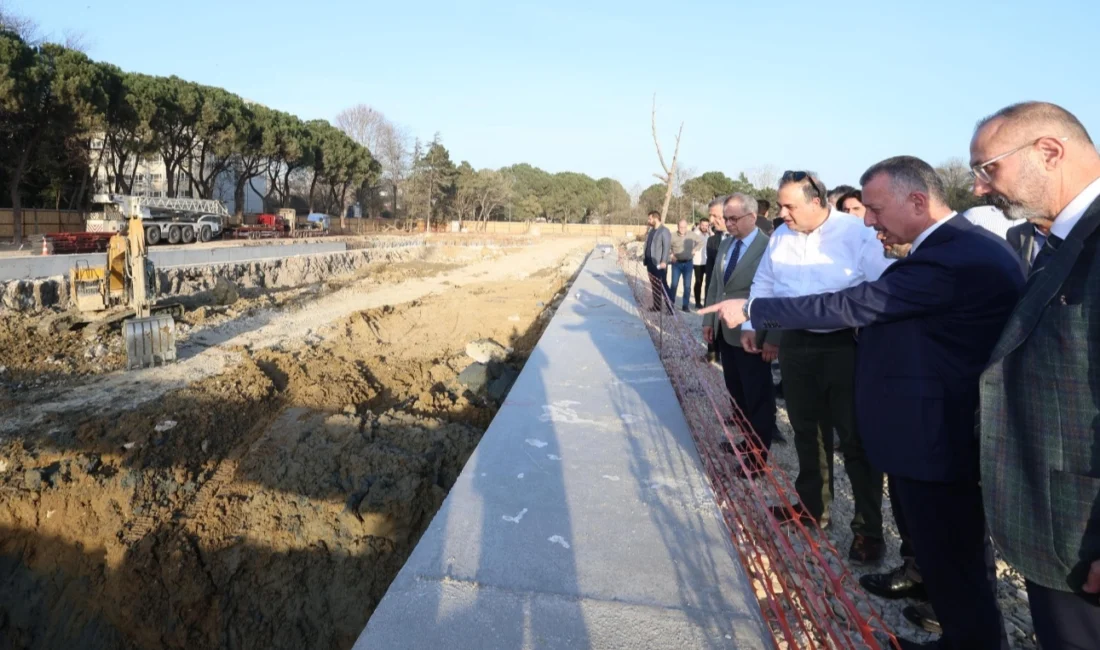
[
  {"x1": 744, "y1": 170, "x2": 892, "y2": 564},
  {"x1": 963, "y1": 204, "x2": 1013, "y2": 239}
]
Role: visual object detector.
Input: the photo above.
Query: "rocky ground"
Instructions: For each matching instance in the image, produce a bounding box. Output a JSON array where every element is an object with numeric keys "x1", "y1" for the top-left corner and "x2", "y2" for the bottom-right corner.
[
  {"x1": 677, "y1": 307, "x2": 1037, "y2": 648},
  {"x1": 0, "y1": 239, "x2": 589, "y2": 650}
]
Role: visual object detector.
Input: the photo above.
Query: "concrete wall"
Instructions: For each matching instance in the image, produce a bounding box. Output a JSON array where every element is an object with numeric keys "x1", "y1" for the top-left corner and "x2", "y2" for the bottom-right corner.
[
  {"x1": 0, "y1": 241, "x2": 347, "y2": 282},
  {"x1": 0, "y1": 244, "x2": 409, "y2": 313},
  {"x1": 354, "y1": 250, "x2": 770, "y2": 650}
]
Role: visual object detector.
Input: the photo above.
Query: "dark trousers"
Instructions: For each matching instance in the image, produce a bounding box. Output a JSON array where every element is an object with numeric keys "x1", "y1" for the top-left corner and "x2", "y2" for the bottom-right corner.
[
  {"x1": 644, "y1": 259, "x2": 670, "y2": 310},
  {"x1": 716, "y1": 334, "x2": 777, "y2": 449},
  {"x1": 1027, "y1": 580, "x2": 1100, "y2": 650},
  {"x1": 703, "y1": 262, "x2": 717, "y2": 299},
  {"x1": 893, "y1": 476, "x2": 1007, "y2": 650},
  {"x1": 693, "y1": 264, "x2": 707, "y2": 307},
  {"x1": 887, "y1": 475, "x2": 917, "y2": 564},
  {"x1": 669, "y1": 260, "x2": 693, "y2": 308},
  {"x1": 779, "y1": 329, "x2": 882, "y2": 537}
]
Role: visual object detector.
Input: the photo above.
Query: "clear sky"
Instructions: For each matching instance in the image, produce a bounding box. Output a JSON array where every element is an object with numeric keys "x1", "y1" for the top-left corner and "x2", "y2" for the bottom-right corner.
[{"x1": 16, "y1": 0, "x2": 1100, "y2": 193}]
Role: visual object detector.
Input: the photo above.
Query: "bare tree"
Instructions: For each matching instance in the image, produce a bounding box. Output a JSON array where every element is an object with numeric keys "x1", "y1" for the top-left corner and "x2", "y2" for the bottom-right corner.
[
  {"x1": 334, "y1": 104, "x2": 385, "y2": 153},
  {"x1": 377, "y1": 122, "x2": 411, "y2": 217},
  {"x1": 651, "y1": 94, "x2": 684, "y2": 224},
  {"x1": 747, "y1": 164, "x2": 780, "y2": 191},
  {"x1": 62, "y1": 29, "x2": 91, "y2": 52},
  {"x1": 0, "y1": 1, "x2": 38, "y2": 41}
]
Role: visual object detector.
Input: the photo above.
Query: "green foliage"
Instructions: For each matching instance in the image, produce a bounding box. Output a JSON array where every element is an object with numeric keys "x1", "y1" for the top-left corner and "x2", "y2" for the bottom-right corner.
[
  {"x1": 637, "y1": 183, "x2": 667, "y2": 216},
  {"x1": 0, "y1": 31, "x2": 376, "y2": 240}
]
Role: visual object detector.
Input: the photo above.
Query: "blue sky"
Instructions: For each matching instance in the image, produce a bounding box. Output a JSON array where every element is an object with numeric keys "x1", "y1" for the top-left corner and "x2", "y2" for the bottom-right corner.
[{"x1": 17, "y1": 0, "x2": 1100, "y2": 193}]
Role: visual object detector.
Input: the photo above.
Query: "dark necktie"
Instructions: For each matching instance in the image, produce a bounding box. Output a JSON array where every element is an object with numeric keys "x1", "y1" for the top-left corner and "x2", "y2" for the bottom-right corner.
[
  {"x1": 1030, "y1": 234, "x2": 1063, "y2": 276},
  {"x1": 723, "y1": 239, "x2": 743, "y2": 284}
]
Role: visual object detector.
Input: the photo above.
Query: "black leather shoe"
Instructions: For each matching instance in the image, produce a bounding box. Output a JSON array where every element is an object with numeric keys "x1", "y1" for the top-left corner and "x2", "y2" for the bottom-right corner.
[
  {"x1": 903, "y1": 602, "x2": 942, "y2": 635},
  {"x1": 859, "y1": 563, "x2": 928, "y2": 601},
  {"x1": 848, "y1": 534, "x2": 886, "y2": 565},
  {"x1": 893, "y1": 637, "x2": 939, "y2": 650}
]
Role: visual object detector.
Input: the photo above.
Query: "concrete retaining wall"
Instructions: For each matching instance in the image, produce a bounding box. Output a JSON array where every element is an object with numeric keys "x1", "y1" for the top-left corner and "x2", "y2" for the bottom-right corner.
[
  {"x1": 0, "y1": 245, "x2": 420, "y2": 313},
  {"x1": 0, "y1": 241, "x2": 348, "y2": 282}
]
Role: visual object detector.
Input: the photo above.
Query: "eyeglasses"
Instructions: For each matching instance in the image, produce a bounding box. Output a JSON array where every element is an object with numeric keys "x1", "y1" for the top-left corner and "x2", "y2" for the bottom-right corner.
[
  {"x1": 970, "y1": 136, "x2": 1068, "y2": 183},
  {"x1": 781, "y1": 170, "x2": 825, "y2": 202},
  {"x1": 724, "y1": 212, "x2": 754, "y2": 222}
]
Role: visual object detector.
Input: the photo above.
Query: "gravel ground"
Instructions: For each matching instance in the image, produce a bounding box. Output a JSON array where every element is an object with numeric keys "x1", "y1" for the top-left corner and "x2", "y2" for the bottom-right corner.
[{"x1": 678, "y1": 307, "x2": 1037, "y2": 648}]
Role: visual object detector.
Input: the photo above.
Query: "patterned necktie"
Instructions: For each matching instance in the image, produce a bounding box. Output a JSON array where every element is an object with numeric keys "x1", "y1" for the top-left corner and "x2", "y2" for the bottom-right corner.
[
  {"x1": 1030, "y1": 234, "x2": 1063, "y2": 276},
  {"x1": 723, "y1": 239, "x2": 743, "y2": 284}
]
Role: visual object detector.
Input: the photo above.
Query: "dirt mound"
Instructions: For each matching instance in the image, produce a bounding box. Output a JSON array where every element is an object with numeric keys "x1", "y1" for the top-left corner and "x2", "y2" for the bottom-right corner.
[{"x1": 0, "y1": 249, "x2": 583, "y2": 650}]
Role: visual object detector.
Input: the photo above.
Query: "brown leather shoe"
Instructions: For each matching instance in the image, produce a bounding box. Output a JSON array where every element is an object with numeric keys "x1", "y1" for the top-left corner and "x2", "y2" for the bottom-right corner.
[
  {"x1": 769, "y1": 503, "x2": 818, "y2": 527},
  {"x1": 848, "y1": 534, "x2": 886, "y2": 565}
]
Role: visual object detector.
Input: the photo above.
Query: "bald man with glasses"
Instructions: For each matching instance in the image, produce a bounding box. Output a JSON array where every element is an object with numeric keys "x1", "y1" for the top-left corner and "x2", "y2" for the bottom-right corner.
[{"x1": 744, "y1": 170, "x2": 894, "y2": 564}]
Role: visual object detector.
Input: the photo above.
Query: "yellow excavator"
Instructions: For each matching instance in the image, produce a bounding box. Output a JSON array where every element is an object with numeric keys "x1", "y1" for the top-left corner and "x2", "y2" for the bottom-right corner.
[{"x1": 66, "y1": 204, "x2": 178, "y2": 369}]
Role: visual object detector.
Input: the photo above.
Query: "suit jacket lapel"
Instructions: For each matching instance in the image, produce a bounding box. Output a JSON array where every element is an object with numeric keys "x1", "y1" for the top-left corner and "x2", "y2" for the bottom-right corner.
[
  {"x1": 990, "y1": 196, "x2": 1100, "y2": 362},
  {"x1": 727, "y1": 232, "x2": 765, "y2": 289}
]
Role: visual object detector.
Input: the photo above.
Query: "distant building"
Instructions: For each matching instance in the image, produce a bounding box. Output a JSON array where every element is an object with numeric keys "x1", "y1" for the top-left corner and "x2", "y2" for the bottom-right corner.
[{"x1": 89, "y1": 137, "x2": 265, "y2": 214}]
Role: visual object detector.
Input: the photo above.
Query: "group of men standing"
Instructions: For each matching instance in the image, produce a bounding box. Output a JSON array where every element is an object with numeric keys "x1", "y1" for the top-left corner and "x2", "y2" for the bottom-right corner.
[{"x1": 644, "y1": 101, "x2": 1100, "y2": 650}]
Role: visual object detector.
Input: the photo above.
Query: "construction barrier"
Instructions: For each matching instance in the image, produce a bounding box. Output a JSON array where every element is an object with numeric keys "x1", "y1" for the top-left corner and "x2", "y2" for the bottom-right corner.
[{"x1": 618, "y1": 246, "x2": 900, "y2": 650}]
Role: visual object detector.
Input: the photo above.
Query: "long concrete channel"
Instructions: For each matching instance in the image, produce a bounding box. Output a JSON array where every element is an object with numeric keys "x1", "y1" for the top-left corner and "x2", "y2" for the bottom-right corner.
[
  {"x1": 0, "y1": 241, "x2": 348, "y2": 281},
  {"x1": 355, "y1": 249, "x2": 770, "y2": 649}
]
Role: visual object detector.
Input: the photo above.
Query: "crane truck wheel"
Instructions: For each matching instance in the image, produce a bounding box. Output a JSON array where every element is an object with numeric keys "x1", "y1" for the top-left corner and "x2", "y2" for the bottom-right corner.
[
  {"x1": 168, "y1": 225, "x2": 182, "y2": 245},
  {"x1": 199, "y1": 225, "x2": 212, "y2": 242},
  {"x1": 145, "y1": 226, "x2": 161, "y2": 245},
  {"x1": 181, "y1": 226, "x2": 195, "y2": 244}
]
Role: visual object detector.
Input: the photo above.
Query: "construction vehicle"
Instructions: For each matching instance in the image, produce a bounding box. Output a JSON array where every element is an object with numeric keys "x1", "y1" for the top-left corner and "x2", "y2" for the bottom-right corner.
[
  {"x1": 88, "y1": 193, "x2": 229, "y2": 245},
  {"x1": 64, "y1": 203, "x2": 179, "y2": 369}
]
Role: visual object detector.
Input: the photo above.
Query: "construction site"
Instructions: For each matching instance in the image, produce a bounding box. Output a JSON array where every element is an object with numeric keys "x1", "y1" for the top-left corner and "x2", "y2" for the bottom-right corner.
[{"x1": 0, "y1": 222, "x2": 597, "y2": 649}]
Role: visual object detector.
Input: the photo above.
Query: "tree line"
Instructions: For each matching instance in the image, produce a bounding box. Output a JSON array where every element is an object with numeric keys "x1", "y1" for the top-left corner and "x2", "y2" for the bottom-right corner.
[{"x1": 2, "y1": 10, "x2": 981, "y2": 245}]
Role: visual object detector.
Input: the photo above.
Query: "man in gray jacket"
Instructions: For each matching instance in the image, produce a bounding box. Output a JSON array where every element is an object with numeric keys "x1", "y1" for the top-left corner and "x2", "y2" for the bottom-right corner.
[
  {"x1": 702, "y1": 194, "x2": 779, "y2": 475},
  {"x1": 643, "y1": 210, "x2": 672, "y2": 311}
]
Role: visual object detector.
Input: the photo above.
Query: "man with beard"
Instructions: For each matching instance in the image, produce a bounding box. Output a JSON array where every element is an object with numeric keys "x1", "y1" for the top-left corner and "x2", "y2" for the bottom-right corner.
[
  {"x1": 971, "y1": 101, "x2": 1100, "y2": 650},
  {"x1": 701, "y1": 156, "x2": 1023, "y2": 649}
]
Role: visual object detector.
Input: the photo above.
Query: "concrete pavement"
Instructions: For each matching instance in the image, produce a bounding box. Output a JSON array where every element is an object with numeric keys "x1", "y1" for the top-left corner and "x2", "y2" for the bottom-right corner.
[{"x1": 353, "y1": 248, "x2": 770, "y2": 649}]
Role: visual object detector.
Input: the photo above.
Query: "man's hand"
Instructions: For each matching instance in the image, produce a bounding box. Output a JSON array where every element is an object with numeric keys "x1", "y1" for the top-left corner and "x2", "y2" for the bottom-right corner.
[
  {"x1": 658, "y1": 262, "x2": 666, "y2": 270},
  {"x1": 699, "y1": 299, "x2": 748, "y2": 330},
  {"x1": 762, "y1": 342, "x2": 779, "y2": 363},
  {"x1": 740, "y1": 330, "x2": 760, "y2": 353},
  {"x1": 1083, "y1": 559, "x2": 1100, "y2": 593},
  {"x1": 703, "y1": 326, "x2": 714, "y2": 344}
]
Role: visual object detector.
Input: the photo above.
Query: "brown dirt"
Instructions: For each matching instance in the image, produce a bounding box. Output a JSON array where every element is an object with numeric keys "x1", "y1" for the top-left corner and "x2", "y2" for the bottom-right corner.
[{"x1": 0, "y1": 248, "x2": 582, "y2": 650}]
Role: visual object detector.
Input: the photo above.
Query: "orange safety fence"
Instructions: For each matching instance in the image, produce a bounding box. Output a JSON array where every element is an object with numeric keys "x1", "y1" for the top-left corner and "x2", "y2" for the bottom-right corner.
[{"x1": 618, "y1": 246, "x2": 899, "y2": 650}]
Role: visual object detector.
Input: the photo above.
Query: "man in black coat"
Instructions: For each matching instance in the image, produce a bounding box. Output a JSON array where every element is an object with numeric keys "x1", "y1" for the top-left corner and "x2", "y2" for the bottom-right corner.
[{"x1": 703, "y1": 156, "x2": 1023, "y2": 650}]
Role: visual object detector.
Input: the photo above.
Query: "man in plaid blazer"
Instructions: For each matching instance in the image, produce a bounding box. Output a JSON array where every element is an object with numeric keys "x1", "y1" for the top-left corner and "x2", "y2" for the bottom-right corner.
[{"x1": 973, "y1": 102, "x2": 1100, "y2": 649}]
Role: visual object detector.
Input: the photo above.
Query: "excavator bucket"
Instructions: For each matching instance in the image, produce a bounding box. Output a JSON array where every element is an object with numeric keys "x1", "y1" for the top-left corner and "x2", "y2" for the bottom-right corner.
[{"x1": 124, "y1": 313, "x2": 177, "y2": 369}]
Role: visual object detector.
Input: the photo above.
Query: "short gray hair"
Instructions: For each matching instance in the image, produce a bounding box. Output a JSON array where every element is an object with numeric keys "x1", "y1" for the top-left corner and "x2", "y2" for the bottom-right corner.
[
  {"x1": 707, "y1": 196, "x2": 727, "y2": 210},
  {"x1": 724, "y1": 192, "x2": 758, "y2": 215},
  {"x1": 859, "y1": 156, "x2": 948, "y2": 205}
]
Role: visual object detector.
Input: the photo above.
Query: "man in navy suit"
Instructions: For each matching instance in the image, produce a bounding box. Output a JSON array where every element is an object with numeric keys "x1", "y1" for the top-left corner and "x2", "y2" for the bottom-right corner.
[{"x1": 701, "y1": 156, "x2": 1024, "y2": 650}]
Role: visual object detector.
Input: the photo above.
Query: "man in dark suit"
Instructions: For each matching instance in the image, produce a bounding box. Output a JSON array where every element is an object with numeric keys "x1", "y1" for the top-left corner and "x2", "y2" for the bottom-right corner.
[
  {"x1": 1005, "y1": 218, "x2": 1050, "y2": 274},
  {"x1": 755, "y1": 199, "x2": 775, "y2": 235},
  {"x1": 972, "y1": 101, "x2": 1100, "y2": 650},
  {"x1": 703, "y1": 197, "x2": 728, "y2": 299},
  {"x1": 642, "y1": 210, "x2": 672, "y2": 312},
  {"x1": 702, "y1": 156, "x2": 1024, "y2": 650},
  {"x1": 702, "y1": 193, "x2": 778, "y2": 474}
]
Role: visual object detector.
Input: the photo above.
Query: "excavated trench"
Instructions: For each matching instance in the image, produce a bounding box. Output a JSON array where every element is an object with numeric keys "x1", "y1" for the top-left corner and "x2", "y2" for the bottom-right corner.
[{"x1": 0, "y1": 252, "x2": 583, "y2": 650}]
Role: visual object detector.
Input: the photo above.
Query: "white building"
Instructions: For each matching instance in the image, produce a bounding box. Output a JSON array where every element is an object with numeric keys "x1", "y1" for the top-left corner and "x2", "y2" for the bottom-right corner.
[{"x1": 89, "y1": 138, "x2": 265, "y2": 215}]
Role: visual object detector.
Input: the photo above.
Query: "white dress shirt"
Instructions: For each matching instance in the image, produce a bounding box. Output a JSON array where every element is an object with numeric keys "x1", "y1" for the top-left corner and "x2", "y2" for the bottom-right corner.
[
  {"x1": 1030, "y1": 227, "x2": 1047, "y2": 264},
  {"x1": 963, "y1": 205, "x2": 1012, "y2": 239},
  {"x1": 723, "y1": 227, "x2": 759, "y2": 271},
  {"x1": 1050, "y1": 176, "x2": 1100, "y2": 240},
  {"x1": 745, "y1": 209, "x2": 893, "y2": 332},
  {"x1": 909, "y1": 212, "x2": 957, "y2": 254}
]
